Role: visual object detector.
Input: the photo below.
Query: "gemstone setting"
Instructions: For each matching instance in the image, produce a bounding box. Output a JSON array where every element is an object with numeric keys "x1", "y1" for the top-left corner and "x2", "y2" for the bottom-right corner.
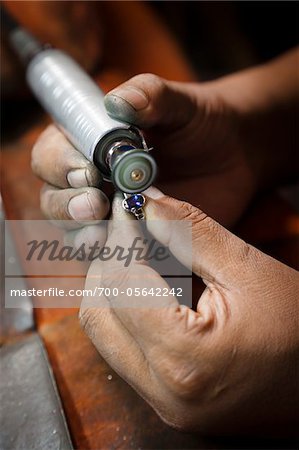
[{"x1": 123, "y1": 194, "x2": 145, "y2": 211}]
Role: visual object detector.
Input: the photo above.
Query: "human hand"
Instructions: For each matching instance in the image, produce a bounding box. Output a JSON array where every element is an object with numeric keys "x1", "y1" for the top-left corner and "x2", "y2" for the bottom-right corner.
[
  {"x1": 80, "y1": 188, "x2": 298, "y2": 435},
  {"x1": 31, "y1": 124, "x2": 109, "y2": 224},
  {"x1": 104, "y1": 48, "x2": 299, "y2": 226},
  {"x1": 32, "y1": 74, "x2": 253, "y2": 227},
  {"x1": 104, "y1": 73, "x2": 257, "y2": 226}
]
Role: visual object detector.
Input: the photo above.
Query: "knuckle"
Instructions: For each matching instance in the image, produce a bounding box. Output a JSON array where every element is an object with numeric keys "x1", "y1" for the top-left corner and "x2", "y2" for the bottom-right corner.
[
  {"x1": 41, "y1": 124, "x2": 60, "y2": 141},
  {"x1": 124, "y1": 74, "x2": 168, "y2": 126},
  {"x1": 31, "y1": 142, "x2": 42, "y2": 175},
  {"x1": 30, "y1": 154, "x2": 38, "y2": 176},
  {"x1": 154, "y1": 347, "x2": 206, "y2": 401},
  {"x1": 130, "y1": 73, "x2": 167, "y2": 107},
  {"x1": 39, "y1": 185, "x2": 55, "y2": 218},
  {"x1": 179, "y1": 201, "x2": 208, "y2": 225},
  {"x1": 39, "y1": 186, "x2": 49, "y2": 216},
  {"x1": 46, "y1": 123, "x2": 59, "y2": 134},
  {"x1": 31, "y1": 126, "x2": 54, "y2": 175},
  {"x1": 237, "y1": 241, "x2": 258, "y2": 266},
  {"x1": 132, "y1": 73, "x2": 165, "y2": 89},
  {"x1": 102, "y1": 265, "x2": 131, "y2": 291},
  {"x1": 166, "y1": 363, "x2": 202, "y2": 400},
  {"x1": 144, "y1": 74, "x2": 167, "y2": 99}
]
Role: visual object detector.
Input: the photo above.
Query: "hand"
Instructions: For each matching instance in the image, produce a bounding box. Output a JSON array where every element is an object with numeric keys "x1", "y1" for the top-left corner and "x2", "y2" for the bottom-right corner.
[
  {"x1": 104, "y1": 73, "x2": 256, "y2": 226},
  {"x1": 80, "y1": 187, "x2": 298, "y2": 435},
  {"x1": 31, "y1": 124, "x2": 110, "y2": 223},
  {"x1": 104, "y1": 49, "x2": 298, "y2": 226}
]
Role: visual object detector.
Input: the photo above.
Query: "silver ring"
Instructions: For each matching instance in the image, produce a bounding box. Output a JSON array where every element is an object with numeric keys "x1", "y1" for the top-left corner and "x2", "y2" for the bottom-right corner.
[{"x1": 122, "y1": 194, "x2": 146, "y2": 220}]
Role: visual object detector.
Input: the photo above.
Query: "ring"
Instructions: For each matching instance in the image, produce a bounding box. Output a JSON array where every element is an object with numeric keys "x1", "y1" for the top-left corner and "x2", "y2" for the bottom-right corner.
[{"x1": 122, "y1": 193, "x2": 146, "y2": 220}]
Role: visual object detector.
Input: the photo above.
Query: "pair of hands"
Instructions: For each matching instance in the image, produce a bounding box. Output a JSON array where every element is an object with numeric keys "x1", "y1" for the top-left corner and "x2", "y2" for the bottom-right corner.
[{"x1": 32, "y1": 70, "x2": 298, "y2": 434}]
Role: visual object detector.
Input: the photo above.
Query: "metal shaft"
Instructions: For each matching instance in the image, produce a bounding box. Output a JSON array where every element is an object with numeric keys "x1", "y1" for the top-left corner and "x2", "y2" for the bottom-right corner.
[{"x1": 26, "y1": 49, "x2": 129, "y2": 162}]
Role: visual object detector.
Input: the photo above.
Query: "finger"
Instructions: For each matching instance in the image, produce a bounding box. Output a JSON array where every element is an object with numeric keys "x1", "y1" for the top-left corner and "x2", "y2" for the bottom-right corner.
[
  {"x1": 80, "y1": 253, "x2": 167, "y2": 408},
  {"x1": 144, "y1": 187, "x2": 251, "y2": 288},
  {"x1": 104, "y1": 73, "x2": 197, "y2": 129},
  {"x1": 80, "y1": 267, "x2": 152, "y2": 392},
  {"x1": 31, "y1": 124, "x2": 101, "y2": 189},
  {"x1": 82, "y1": 195, "x2": 214, "y2": 403},
  {"x1": 97, "y1": 195, "x2": 204, "y2": 351},
  {"x1": 40, "y1": 184, "x2": 110, "y2": 223},
  {"x1": 82, "y1": 264, "x2": 214, "y2": 414}
]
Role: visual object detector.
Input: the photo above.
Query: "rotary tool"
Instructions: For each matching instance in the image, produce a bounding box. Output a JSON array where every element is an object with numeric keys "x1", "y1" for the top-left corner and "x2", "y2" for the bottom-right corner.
[{"x1": 2, "y1": 8, "x2": 157, "y2": 218}]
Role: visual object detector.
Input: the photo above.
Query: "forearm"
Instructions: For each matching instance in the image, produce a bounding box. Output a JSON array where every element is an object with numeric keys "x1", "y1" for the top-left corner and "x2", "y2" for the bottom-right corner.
[{"x1": 215, "y1": 48, "x2": 299, "y2": 189}]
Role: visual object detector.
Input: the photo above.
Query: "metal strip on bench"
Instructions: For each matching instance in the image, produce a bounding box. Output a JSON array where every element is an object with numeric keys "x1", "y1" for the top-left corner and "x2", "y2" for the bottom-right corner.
[
  {"x1": 1, "y1": 194, "x2": 33, "y2": 340},
  {"x1": 0, "y1": 334, "x2": 73, "y2": 450}
]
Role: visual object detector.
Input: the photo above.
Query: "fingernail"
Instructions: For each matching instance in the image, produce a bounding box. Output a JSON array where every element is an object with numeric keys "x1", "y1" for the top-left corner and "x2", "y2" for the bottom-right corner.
[
  {"x1": 67, "y1": 169, "x2": 89, "y2": 188},
  {"x1": 105, "y1": 87, "x2": 149, "y2": 122},
  {"x1": 68, "y1": 193, "x2": 94, "y2": 221},
  {"x1": 143, "y1": 186, "x2": 165, "y2": 199},
  {"x1": 108, "y1": 86, "x2": 149, "y2": 109}
]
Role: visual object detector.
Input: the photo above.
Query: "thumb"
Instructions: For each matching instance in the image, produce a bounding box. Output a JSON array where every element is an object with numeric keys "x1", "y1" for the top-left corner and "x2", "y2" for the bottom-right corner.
[
  {"x1": 144, "y1": 187, "x2": 252, "y2": 288},
  {"x1": 104, "y1": 73, "x2": 197, "y2": 129}
]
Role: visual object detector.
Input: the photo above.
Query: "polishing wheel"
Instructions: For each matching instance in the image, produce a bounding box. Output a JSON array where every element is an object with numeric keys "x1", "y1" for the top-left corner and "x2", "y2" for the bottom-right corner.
[{"x1": 111, "y1": 150, "x2": 157, "y2": 193}]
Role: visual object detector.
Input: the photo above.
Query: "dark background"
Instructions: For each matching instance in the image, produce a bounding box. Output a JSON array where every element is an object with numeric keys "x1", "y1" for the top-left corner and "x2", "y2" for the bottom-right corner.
[{"x1": 153, "y1": 1, "x2": 298, "y2": 78}]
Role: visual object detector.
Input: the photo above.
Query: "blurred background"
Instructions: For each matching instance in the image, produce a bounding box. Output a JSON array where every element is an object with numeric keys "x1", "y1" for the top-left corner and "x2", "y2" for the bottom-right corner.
[{"x1": 1, "y1": 2, "x2": 298, "y2": 450}]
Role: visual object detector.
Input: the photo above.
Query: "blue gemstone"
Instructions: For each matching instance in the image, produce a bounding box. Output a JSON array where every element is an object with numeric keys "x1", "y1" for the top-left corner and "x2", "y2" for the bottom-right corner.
[{"x1": 125, "y1": 194, "x2": 145, "y2": 209}]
